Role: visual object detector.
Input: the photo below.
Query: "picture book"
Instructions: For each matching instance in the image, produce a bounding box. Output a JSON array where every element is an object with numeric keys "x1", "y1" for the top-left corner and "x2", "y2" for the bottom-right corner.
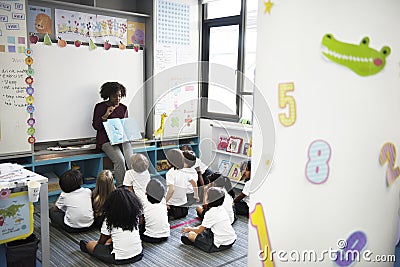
[
  {"x1": 218, "y1": 160, "x2": 232, "y2": 176},
  {"x1": 103, "y1": 118, "x2": 142, "y2": 145},
  {"x1": 227, "y1": 163, "x2": 242, "y2": 181}
]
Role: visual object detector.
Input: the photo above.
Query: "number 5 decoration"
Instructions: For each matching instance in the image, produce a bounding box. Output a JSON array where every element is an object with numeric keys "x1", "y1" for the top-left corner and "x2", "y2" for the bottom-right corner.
[
  {"x1": 379, "y1": 142, "x2": 400, "y2": 186},
  {"x1": 278, "y1": 82, "x2": 296, "y2": 127}
]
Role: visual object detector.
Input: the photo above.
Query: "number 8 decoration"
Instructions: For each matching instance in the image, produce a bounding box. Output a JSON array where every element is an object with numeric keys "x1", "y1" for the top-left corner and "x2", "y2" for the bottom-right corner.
[{"x1": 305, "y1": 139, "x2": 331, "y2": 184}]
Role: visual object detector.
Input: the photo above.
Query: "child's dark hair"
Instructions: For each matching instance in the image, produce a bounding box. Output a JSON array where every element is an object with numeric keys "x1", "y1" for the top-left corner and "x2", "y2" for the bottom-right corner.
[
  {"x1": 103, "y1": 188, "x2": 142, "y2": 232},
  {"x1": 241, "y1": 160, "x2": 251, "y2": 182},
  {"x1": 100, "y1": 82, "x2": 127, "y2": 100},
  {"x1": 146, "y1": 179, "x2": 165, "y2": 204},
  {"x1": 208, "y1": 172, "x2": 235, "y2": 199},
  {"x1": 179, "y1": 144, "x2": 193, "y2": 152},
  {"x1": 59, "y1": 169, "x2": 82, "y2": 193},
  {"x1": 207, "y1": 187, "x2": 225, "y2": 208},
  {"x1": 182, "y1": 151, "x2": 196, "y2": 168},
  {"x1": 166, "y1": 149, "x2": 184, "y2": 169}
]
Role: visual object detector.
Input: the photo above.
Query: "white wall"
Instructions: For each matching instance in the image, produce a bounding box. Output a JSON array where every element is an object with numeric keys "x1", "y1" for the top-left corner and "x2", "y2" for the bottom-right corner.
[{"x1": 248, "y1": 0, "x2": 400, "y2": 266}]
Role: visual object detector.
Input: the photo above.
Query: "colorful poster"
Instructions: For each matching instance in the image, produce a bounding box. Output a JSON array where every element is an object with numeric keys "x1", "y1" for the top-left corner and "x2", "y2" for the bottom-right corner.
[
  {"x1": 127, "y1": 21, "x2": 145, "y2": 45},
  {"x1": 54, "y1": 9, "x2": 96, "y2": 43},
  {"x1": 0, "y1": 0, "x2": 27, "y2": 53},
  {"x1": 27, "y1": 5, "x2": 52, "y2": 35},
  {"x1": 0, "y1": 191, "x2": 34, "y2": 244},
  {"x1": 95, "y1": 15, "x2": 127, "y2": 45}
]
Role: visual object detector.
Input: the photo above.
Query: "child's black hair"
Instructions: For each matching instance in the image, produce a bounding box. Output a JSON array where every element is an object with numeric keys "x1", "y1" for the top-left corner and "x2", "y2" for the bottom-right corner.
[
  {"x1": 179, "y1": 144, "x2": 193, "y2": 152},
  {"x1": 166, "y1": 149, "x2": 184, "y2": 169},
  {"x1": 59, "y1": 169, "x2": 82, "y2": 193},
  {"x1": 207, "y1": 187, "x2": 225, "y2": 208},
  {"x1": 100, "y1": 82, "x2": 127, "y2": 100},
  {"x1": 146, "y1": 179, "x2": 165, "y2": 204},
  {"x1": 208, "y1": 172, "x2": 235, "y2": 199},
  {"x1": 182, "y1": 151, "x2": 196, "y2": 168},
  {"x1": 103, "y1": 188, "x2": 143, "y2": 232}
]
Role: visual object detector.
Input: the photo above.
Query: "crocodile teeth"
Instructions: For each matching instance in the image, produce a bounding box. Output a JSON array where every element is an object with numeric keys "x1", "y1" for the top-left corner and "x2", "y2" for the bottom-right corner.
[{"x1": 322, "y1": 45, "x2": 371, "y2": 63}]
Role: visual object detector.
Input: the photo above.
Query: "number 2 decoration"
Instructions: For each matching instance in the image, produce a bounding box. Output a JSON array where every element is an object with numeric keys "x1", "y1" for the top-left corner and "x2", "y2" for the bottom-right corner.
[
  {"x1": 278, "y1": 82, "x2": 296, "y2": 127},
  {"x1": 305, "y1": 140, "x2": 331, "y2": 184},
  {"x1": 250, "y1": 203, "x2": 275, "y2": 267},
  {"x1": 379, "y1": 142, "x2": 400, "y2": 186}
]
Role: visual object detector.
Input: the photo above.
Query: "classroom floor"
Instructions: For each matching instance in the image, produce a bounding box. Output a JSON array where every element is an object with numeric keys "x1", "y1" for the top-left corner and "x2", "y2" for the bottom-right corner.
[{"x1": 33, "y1": 205, "x2": 249, "y2": 267}]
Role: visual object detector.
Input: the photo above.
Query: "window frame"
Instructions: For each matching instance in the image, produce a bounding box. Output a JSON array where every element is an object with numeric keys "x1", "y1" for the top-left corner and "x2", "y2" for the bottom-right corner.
[{"x1": 200, "y1": 0, "x2": 249, "y2": 122}]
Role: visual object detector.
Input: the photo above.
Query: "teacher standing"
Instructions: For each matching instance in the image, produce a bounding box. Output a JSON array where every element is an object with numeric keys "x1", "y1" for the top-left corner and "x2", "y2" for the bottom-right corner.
[{"x1": 92, "y1": 82, "x2": 132, "y2": 187}]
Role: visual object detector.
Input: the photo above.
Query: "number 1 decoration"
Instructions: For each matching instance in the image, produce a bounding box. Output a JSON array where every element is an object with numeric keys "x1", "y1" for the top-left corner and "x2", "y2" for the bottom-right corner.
[{"x1": 250, "y1": 203, "x2": 275, "y2": 267}]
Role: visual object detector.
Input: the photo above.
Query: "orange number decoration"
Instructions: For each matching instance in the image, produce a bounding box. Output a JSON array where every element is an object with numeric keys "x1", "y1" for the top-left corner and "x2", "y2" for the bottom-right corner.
[
  {"x1": 278, "y1": 82, "x2": 296, "y2": 126},
  {"x1": 250, "y1": 203, "x2": 275, "y2": 267},
  {"x1": 380, "y1": 142, "x2": 400, "y2": 186}
]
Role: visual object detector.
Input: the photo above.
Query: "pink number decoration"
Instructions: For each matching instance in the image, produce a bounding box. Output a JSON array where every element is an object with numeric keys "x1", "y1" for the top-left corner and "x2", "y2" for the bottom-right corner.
[
  {"x1": 305, "y1": 140, "x2": 331, "y2": 184},
  {"x1": 379, "y1": 142, "x2": 400, "y2": 186}
]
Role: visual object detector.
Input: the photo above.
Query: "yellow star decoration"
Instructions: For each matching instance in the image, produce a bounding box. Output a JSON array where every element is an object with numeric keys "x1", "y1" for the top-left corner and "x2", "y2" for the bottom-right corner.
[{"x1": 264, "y1": 0, "x2": 274, "y2": 14}]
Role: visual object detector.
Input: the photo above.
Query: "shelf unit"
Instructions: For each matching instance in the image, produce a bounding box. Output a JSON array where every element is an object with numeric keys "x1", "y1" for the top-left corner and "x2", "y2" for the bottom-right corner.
[
  {"x1": 0, "y1": 136, "x2": 199, "y2": 198},
  {"x1": 211, "y1": 122, "x2": 252, "y2": 183}
]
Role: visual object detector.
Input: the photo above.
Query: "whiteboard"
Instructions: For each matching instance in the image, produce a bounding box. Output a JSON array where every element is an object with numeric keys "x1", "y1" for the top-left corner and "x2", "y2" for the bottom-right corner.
[
  {"x1": 31, "y1": 43, "x2": 144, "y2": 142},
  {"x1": 0, "y1": 53, "x2": 31, "y2": 155}
]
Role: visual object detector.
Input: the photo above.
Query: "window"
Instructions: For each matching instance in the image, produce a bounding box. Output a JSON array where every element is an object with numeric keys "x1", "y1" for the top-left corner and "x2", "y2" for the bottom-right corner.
[{"x1": 201, "y1": 0, "x2": 257, "y2": 122}]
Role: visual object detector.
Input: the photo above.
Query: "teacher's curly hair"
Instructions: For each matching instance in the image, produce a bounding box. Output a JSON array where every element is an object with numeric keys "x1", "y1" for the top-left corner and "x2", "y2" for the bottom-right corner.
[{"x1": 100, "y1": 82, "x2": 127, "y2": 100}]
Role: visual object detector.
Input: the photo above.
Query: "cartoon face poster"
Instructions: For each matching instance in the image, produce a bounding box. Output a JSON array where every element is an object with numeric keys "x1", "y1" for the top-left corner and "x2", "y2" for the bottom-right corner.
[
  {"x1": 27, "y1": 5, "x2": 52, "y2": 35},
  {"x1": 127, "y1": 21, "x2": 145, "y2": 45}
]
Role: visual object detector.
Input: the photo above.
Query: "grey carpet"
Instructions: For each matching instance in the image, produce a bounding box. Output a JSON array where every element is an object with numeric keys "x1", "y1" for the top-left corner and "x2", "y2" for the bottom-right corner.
[{"x1": 34, "y1": 205, "x2": 249, "y2": 267}]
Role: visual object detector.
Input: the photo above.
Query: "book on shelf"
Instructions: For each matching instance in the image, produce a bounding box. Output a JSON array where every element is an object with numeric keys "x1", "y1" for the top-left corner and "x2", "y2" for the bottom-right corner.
[
  {"x1": 227, "y1": 163, "x2": 242, "y2": 180},
  {"x1": 218, "y1": 160, "x2": 232, "y2": 177},
  {"x1": 103, "y1": 118, "x2": 142, "y2": 145}
]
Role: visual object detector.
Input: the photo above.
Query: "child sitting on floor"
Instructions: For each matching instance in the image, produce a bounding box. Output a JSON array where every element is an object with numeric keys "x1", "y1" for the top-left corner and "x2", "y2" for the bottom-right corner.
[
  {"x1": 180, "y1": 145, "x2": 213, "y2": 185},
  {"x1": 80, "y1": 188, "x2": 143, "y2": 265},
  {"x1": 49, "y1": 169, "x2": 94, "y2": 233},
  {"x1": 92, "y1": 170, "x2": 116, "y2": 228},
  {"x1": 165, "y1": 148, "x2": 198, "y2": 220},
  {"x1": 196, "y1": 172, "x2": 236, "y2": 224},
  {"x1": 182, "y1": 151, "x2": 200, "y2": 206},
  {"x1": 181, "y1": 187, "x2": 237, "y2": 253},
  {"x1": 123, "y1": 153, "x2": 151, "y2": 203},
  {"x1": 140, "y1": 179, "x2": 170, "y2": 243},
  {"x1": 234, "y1": 160, "x2": 251, "y2": 216}
]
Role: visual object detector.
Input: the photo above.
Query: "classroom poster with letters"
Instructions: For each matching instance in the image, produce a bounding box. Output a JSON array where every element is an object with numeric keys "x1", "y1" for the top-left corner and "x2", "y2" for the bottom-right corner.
[
  {"x1": 54, "y1": 9, "x2": 96, "y2": 43},
  {"x1": 27, "y1": 5, "x2": 52, "y2": 35},
  {"x1": 0, "y1": 0, "x2": 27, "y2": 52}
]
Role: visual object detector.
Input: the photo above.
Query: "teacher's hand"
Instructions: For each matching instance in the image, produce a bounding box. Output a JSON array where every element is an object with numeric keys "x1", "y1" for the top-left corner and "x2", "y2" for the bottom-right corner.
[{"x1": 102, "y1": 106, "x2": 116, "y2": 120}]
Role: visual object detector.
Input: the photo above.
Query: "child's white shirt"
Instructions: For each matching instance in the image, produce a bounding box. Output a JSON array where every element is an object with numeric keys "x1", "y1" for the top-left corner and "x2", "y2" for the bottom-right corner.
[
  {"x1": 100, "y1": 221, "x2": 142, "y2": 260},
  {"x1": 166, "y1": 169, "x2": 188, "y2": 206},
  {"x1": 202, "y1": 206, "x2": 237, "y2": 247},
  {"x1": 193, "y1": 158, "x2": 208, "y2": 174},
  {"x1": 143, "y1": 198, "x2": 170, "y2": 238},
  {"x1": 242, "y1": 179, "x2": 252, "y2": 206},
  {"x1": 181, "y1": 167, "x2": 197, "y2": 194},
  {"x1": 220, "y1": 188, "x2": 235, "y2": 224},
  {"x1": 123, "y1": 169, "x2": 150, "y2": 203},
  {"x1": 56, "y1": 187, "x2": 94, "y2": 228}
]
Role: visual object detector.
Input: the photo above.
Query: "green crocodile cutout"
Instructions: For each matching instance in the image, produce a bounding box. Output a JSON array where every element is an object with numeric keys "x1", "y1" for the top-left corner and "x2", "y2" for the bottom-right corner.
[{"x1": 321, "y1": 34, "x2": 391, "y2": 76}]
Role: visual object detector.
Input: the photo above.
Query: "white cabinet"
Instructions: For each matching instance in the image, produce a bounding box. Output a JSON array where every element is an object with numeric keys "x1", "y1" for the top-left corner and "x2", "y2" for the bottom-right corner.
[{"x1": 211, "y1": 121, "x2": 252, "y2": 184}]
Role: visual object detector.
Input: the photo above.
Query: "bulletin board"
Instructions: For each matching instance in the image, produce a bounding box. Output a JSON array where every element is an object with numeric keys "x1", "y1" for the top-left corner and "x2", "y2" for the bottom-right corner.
[
  {"x1": 153, "y1": 0, "x2": 199, "y2": 139},
  {"x1": 0, "y1": 0, "x2": 31, "y2": 155},
  {"x1": 31, "y1": 43, "x2": 144, "y2": 142}
]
